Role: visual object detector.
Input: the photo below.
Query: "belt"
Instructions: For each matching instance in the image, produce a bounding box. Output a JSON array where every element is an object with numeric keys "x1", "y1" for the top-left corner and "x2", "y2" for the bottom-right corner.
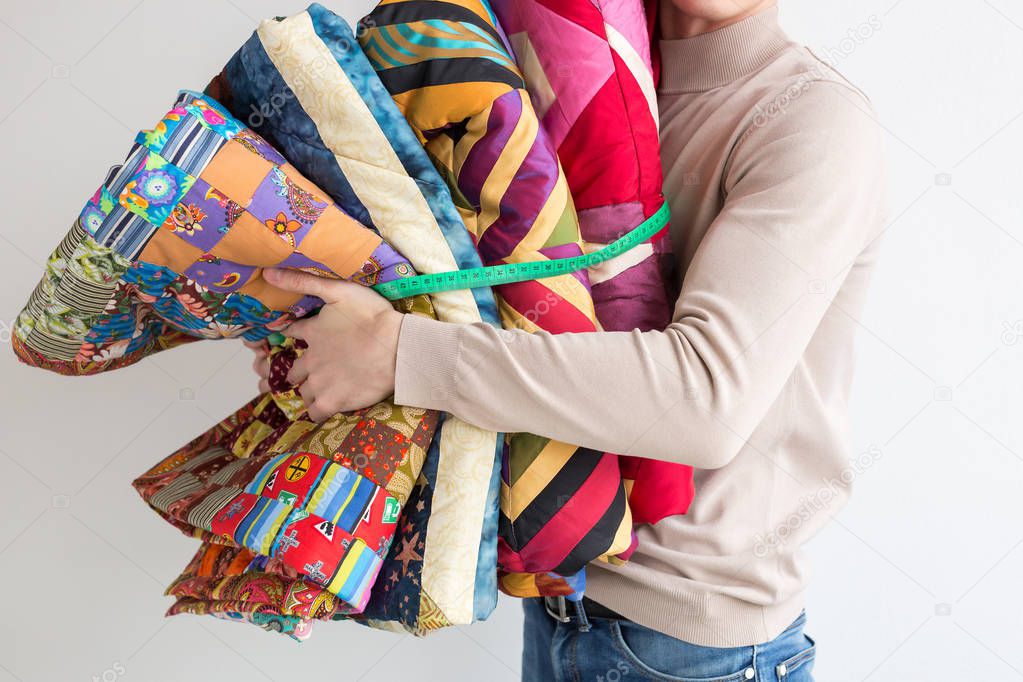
[{"x1": 543, "y1": 596, "x2": 626, "y2": 624}]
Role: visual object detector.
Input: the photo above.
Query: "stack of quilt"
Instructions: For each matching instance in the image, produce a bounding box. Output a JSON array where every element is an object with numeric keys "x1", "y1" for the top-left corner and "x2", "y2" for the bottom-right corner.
[{"x1": 11, "y1": 0, "x2": 693, "y2": 640}]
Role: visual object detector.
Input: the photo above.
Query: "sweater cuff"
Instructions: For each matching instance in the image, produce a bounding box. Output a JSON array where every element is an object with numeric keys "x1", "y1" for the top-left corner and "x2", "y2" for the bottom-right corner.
[{"x1": 394, "y1": 313, "x2": 462, "y2": 410}]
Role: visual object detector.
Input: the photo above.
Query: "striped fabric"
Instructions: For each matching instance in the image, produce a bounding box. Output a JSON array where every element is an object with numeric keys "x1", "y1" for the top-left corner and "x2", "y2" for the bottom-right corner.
[
  {"x1": 489, "y1": 0, "x2": 695, "y2": 547},
  {"x1": 358, "y1": 0, "x2": 637, "y2": 582}
]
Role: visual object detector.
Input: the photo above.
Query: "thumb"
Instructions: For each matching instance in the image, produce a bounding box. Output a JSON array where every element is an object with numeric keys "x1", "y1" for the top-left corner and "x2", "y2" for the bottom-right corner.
[{"x1": 264, "y1": 268, "x2": 349, "y2": 303}]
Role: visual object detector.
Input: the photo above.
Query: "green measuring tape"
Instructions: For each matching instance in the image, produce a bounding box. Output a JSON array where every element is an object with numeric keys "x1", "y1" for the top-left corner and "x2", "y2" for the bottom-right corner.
[
  {"x1": 264, "y1": 201, "x2": 668, "y2": 346},
  {"x1": 371, "y1": 200, "x2": 670, "y2": 301}
]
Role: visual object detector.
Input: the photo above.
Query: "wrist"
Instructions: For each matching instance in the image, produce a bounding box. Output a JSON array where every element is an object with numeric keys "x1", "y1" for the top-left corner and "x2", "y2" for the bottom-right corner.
[
  {"x1": 393, "y1": 314, "x2": 462, "y2": 410},
  {"x1": 378, "y1": 309, "x2": 404, "y2": 383}
]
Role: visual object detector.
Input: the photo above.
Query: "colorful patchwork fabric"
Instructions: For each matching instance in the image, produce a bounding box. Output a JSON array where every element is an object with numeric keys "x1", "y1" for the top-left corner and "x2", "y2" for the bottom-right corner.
[
  {"x1": 165, "y1": 544, "x2": 339, "y2": 642},
  {"x1": 159, "y1": 3, "x2": 507, "y2": 635},
  {"x1": 133, "y1": 334, "x2": 438, "y2": 612},
  {"x1": 171, "y1": 600, "x2": 314, "y2": 642},
  {"x1": 488, "y1": 0, "x2": 695, "y2": 594},
  {"x1": 358, "y1": 0, "x2": 638, "y2": 584},
  {"x1": 13, "y1": 91, "x2": 418, "y2": 373},
  {"x1": 14, "y1": 0, "x2": 689, "y2": 640}
]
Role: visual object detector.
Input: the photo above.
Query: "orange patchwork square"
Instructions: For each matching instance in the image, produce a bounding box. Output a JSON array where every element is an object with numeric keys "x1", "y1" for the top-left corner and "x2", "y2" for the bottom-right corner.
[
  {"x1": 236, "y1": 269, "x2": 307, "y2": 311},
  {"x1": 297, "y1": 208, "x2": 382, "y2": 279},
  {"x1": 138, "y1": 228, "x2": 204, "y2": 273},
  {"x1": 208, "y1": 212, "x2": 294, "y2": 266},
  {"x1": 199, "y1": 140, "x2": 273, "y2": 207}
]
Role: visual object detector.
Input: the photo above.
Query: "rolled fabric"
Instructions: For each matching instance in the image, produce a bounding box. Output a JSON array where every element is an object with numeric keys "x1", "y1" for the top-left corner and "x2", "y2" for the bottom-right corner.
[
  {"x1": 117, "y1": 95, "x2": 443, "y2": 612},
  {"x1": 11, "y1": 90, "x2": 445, "y2": 617},
  {"x1": 488, "y1": 0, "x2": 695, "y2": 599}
]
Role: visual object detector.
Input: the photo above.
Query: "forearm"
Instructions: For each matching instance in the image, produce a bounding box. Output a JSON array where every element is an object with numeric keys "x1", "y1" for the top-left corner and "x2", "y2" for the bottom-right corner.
[{"x1": 395, "y1": 314, "x2": 742, "y2": 467}]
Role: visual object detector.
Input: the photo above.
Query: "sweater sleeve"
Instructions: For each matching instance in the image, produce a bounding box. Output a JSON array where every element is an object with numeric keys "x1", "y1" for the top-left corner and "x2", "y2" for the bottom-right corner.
[{"x1": 394, "y1": 80, "x2": 885, "y2": 469}]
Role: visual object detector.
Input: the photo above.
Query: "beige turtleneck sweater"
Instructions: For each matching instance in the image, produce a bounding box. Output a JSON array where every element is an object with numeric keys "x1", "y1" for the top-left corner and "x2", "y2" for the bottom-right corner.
[{"x1": 394, "y1": 7, "x2": 885, "y2": 647}]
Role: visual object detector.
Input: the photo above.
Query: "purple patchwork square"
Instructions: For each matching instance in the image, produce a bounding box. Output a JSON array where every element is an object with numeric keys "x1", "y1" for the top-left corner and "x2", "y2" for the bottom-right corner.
[
  {"x1": 233, "y1": 129, "x2": 288, "y2": 166},
  {"x1": 162, "y1": 177, "x2": 245, "y2": 252},
  {"x1": 276, "y1": 252, "x2": 337, "y2": 317},
  {"x1": 289, "y1": 295, "x2": 323, "y2": 318},
  {"x1": 361, "y1": 242, "x2": 415, "y2": 285},
  {"x1": 247, "y1": 167, "x2": 328, "y2": 250},
  {"x1": 276, "y1": 250, "x2": 336, "y2": 277},
  {"x1": 183, "y1": 254, "x2": 256, "y2": 292}
]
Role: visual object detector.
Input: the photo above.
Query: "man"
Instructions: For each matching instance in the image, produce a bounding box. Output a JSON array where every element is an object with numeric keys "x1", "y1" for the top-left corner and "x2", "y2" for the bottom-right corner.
[{"x1": 249, "y1": 1, "x2": 885, "y2": 678}]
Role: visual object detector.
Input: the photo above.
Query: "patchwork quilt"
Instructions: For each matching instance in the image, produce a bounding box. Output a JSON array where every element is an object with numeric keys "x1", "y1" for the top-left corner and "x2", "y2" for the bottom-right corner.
[
  {"x1": 13, "y1": 91, "x2": 423, "y2": 369},
  {"x1": 166, "y1": 543, "x2": 325, "y2": 641},
  {"x1": 489, "y1": 0, "x2": 695, "y2": 558}
]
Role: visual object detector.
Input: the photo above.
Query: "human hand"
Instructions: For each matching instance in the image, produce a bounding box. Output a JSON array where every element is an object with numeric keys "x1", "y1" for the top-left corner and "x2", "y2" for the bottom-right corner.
[{"x1": 260, "y1": 268, "x2": 403, "y2": 421}]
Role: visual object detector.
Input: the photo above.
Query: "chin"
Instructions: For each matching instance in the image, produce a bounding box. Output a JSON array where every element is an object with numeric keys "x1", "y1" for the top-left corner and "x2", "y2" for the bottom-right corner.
[{"x1": 666, "y1": 0, "x2": 771, "y2": 23}]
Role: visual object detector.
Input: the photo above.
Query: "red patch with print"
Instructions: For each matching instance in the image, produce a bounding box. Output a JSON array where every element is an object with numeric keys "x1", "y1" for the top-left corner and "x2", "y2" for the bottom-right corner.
[
  {"x1": 354, "y1": 488, "x2": 399, "y2": 554},
  {"x1": 209, "y1": 492, "x2": 260, "y2": 539},
  {"x1": 273, "y1": 512, "x2": 358, "y2": 586}
]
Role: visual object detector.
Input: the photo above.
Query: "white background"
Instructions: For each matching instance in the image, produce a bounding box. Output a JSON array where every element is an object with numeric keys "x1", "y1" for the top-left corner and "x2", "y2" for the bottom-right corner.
[{"x1": 1, "y1": 1, "x2": 1021, "y2": 680}]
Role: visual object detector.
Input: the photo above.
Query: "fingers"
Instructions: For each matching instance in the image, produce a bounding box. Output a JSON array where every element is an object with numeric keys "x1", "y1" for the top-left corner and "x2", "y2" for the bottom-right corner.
[
  {"x1": 250, "y1": 353, "x2": 270, "y2": 379},
  {"x1": 305, "y1": 399, "x2": 333, "y2": 423},
  {"x1": 264, "y1": 268, "x2": 371, "y2": 307},
  {"x1": 264, "y1": 268, "x2": 344, "y2": 303},
  {"x1": 297, "y1": 374, "x2": 349, "y2": 422},
  {"x1": 247, "y1": 339, "x2": 270, "y2": 394},
  {"x1": 282, "y1": 318, "x2": 311, "y2": 341},
  {"x1": 297, "y1": 381, "x2": 331, "y2": 422},
  {"x1": 287, "y1": 356, "x2": 310, "y2": 386},
  {"x1": 243, "y1": 338, "x2": 269, "y2": 363}
]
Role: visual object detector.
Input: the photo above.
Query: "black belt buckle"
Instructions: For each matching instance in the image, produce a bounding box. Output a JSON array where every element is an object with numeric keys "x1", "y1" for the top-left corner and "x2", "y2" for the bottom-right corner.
[{"x1": 543, "y1": 596, "x2": 572, "y2": 623}]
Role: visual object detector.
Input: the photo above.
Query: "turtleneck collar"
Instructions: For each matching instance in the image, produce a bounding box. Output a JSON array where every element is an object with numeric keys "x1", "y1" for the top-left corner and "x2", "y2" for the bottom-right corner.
[{"x1": 657, "y1": 6, "x2": 791, "y2": 94}]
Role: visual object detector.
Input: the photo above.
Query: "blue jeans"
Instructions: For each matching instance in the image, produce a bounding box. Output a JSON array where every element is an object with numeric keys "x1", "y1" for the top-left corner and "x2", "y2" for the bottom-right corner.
[{"x1": 522, "y1": 598, "x2": 816, "y2": 681}]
